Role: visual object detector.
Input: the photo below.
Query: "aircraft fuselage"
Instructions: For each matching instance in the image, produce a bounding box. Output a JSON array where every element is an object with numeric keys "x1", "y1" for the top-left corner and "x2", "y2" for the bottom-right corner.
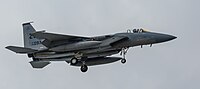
[{"x1": 32, "y1": 31, "x2": 176, "y2": 66}]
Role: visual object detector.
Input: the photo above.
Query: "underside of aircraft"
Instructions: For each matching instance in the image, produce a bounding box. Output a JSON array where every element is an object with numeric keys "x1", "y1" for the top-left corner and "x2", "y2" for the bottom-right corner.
[{"x1": 6, "y1": 22, "x2": 177, "y2": 72}]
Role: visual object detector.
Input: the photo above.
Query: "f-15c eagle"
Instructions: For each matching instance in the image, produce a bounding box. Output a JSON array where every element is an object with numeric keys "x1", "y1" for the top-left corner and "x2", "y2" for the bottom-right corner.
[{"x1": 6, "y1": 22, "x2": 176, "y2": 72}]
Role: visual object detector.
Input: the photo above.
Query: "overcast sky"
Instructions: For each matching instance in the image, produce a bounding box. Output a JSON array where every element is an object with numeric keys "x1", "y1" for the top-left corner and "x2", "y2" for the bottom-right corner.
[{"x1": 0, "y1": 0, "x2": 200, "y2": 89}]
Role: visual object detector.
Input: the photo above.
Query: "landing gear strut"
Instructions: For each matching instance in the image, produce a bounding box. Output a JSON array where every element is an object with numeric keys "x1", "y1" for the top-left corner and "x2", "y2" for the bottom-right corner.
[
  {"x1": 71, "y1": 52, "x2": 88, "y2": 72},
  {"x1": 120, "y1": 47, "x2": 129, "y2": 64}
]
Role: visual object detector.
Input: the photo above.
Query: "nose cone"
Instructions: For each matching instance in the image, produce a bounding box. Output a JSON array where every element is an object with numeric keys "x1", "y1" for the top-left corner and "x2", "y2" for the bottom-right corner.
[
  {"x1": 169, "y1": 35, "x2": 177, "y2": 40},
  {"x1": 161, "y1": 34, "x2": 177, "y2": 42},
  {"x1": 151, "y1": 33, "x2": 177, "y2": 43}
]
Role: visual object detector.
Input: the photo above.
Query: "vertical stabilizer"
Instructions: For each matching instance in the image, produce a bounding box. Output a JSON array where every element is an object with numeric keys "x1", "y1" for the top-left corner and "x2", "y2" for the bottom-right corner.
[{"x1": 23, "y1": 22, "x2": 46, "y2": 50}]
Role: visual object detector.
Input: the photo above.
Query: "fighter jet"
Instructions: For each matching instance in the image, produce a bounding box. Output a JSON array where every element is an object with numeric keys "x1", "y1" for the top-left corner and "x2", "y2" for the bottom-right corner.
[{"x1": 5, "y1": 22, "x2": 176, "y2": 72}]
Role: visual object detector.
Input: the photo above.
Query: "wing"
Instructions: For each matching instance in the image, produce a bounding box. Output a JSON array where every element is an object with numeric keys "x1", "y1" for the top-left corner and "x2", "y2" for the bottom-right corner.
[{"x1": 31, "y1": 32, "x2": 90, "y2": 47}]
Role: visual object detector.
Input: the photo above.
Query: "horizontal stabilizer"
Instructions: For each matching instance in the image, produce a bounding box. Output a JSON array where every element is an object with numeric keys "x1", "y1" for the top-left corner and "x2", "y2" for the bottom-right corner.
[
  {"x1": 29, "y1": 61, "x2": 50, "y2": 68},
  {"x1": 5, "y1": 46, "x2": 38, "y2": 54}
]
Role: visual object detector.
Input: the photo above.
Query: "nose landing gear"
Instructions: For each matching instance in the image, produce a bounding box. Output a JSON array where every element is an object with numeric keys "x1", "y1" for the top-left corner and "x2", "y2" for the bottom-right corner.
[{"x1": 120, "y1": 47, "x2": 129, "y2": 64}]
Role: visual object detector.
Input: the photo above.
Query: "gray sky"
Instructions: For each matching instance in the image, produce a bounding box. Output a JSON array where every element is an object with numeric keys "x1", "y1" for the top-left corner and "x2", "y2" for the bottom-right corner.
[{"x1": 0, "y1": 0, "x2": 200, "y2": 89}]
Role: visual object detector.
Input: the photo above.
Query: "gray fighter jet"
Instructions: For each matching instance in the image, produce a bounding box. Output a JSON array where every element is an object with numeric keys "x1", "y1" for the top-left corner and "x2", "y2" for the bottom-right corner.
[{"x1": 6, "y1": 22, "x2": 176, "y2": 72}]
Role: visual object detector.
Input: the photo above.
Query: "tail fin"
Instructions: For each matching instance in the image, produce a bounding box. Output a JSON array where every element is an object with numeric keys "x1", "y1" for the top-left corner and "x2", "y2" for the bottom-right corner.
[{"x1": 23, "y1": 22, "x2": 46, "y2": 50}]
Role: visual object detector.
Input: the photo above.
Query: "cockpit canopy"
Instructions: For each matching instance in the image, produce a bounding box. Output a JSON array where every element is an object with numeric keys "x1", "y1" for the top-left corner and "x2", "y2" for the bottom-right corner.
[{"x1": 127, "y1": 28, "x2": 148, "y2": 33}]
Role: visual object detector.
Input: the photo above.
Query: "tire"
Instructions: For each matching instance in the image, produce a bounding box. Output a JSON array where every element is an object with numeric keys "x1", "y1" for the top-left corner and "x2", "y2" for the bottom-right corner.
[
  {"x1": 80, "y1": 65, "x2": 88, "y2": 72},
  {"x1": 70, "y1": 58, "x2": 78, "y2": 65},
  {"x1": 121, "y1": 59, "x2": 126, "y2": 64}
]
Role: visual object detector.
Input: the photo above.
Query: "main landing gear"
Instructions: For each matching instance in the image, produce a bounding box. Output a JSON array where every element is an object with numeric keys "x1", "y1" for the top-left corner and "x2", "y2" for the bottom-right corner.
[
  {"x1": 80, "y1": 64, "x2": 88, "y2": 72},
  {"x1": 70, "y1": 52, "x2": 89, "y2": 72},
  {"x1": 120, "y1": 47, "x2": 129, "y2": 64},
  {"x1": 70, "y1": 57, "x2": 88, "y2": 72}
]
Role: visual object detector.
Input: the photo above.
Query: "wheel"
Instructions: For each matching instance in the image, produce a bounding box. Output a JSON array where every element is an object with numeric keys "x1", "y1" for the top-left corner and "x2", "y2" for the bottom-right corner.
[
  {"x1": 80, "y1": 65, "x2": 88, "y2": 72},
  {"x1": 121, "y1": 58, "x2": 126, "y2": 64},
  {"x1": 70, "y1": 58, "x2": 78, "y2": 65}
]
